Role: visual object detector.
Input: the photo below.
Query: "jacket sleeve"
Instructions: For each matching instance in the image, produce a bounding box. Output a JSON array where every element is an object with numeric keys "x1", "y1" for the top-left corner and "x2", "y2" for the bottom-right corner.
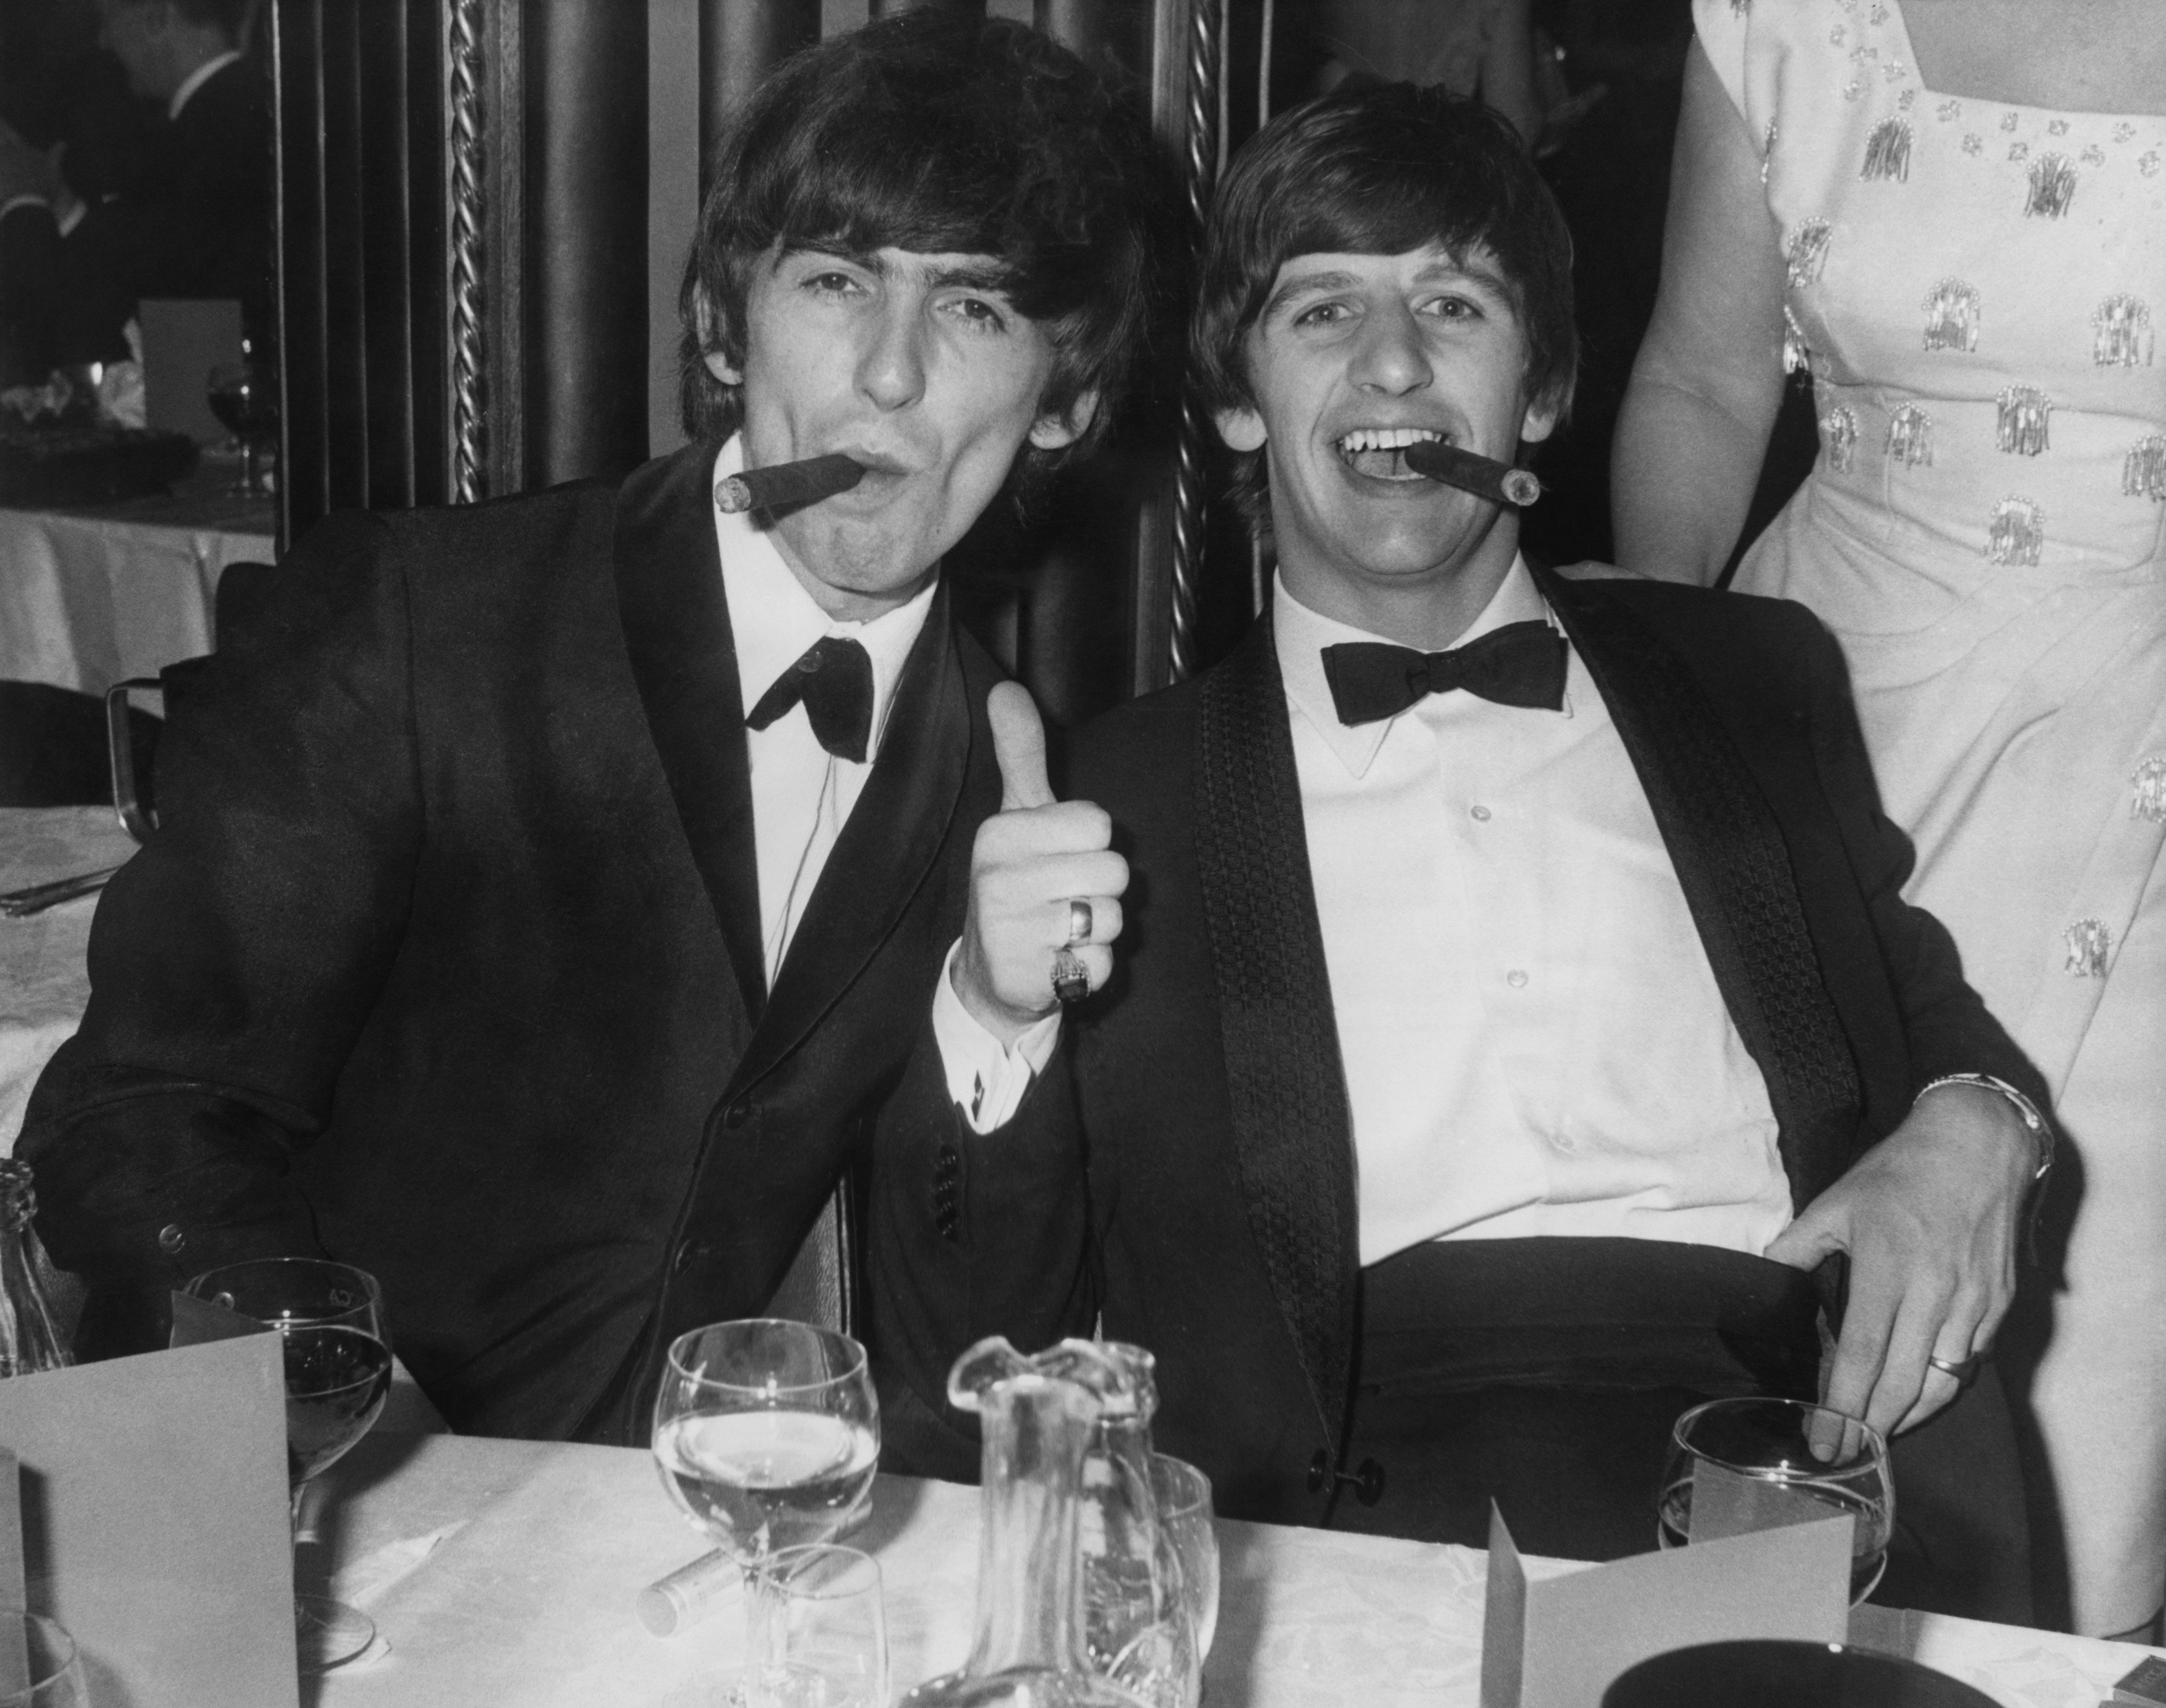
[
  {"x1": 18, "y1": 507, "x2": 426, "y2": 1354},
  {"x1": 1800, "y1": 615, "x2": 2050, "y2": 1117},
  {"x1": 866, "y1": 1006, "x2": 1097, "y2": 1481}
]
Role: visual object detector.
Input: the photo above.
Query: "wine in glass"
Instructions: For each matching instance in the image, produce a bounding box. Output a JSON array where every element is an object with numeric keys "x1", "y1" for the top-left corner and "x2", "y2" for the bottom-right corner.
[
  {"x1": 652, "y1": 1320, "x2": 880, "y2": 1708},
  {"x1": 205, "y1": 359, "x2": 274, "y2": 495},
  {"x1": 1658, "y1": 1395, "x2": 1894, "y2": 1602},
  {"x1": 185, "y1": 1257, "x2": 393, "y2": 1670}
]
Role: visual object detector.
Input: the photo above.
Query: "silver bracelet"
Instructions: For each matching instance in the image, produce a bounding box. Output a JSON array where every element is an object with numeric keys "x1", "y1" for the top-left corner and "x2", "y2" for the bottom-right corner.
[{"x1": 1915, "y1": 1072, "x2": 2054, "y2": 1185}]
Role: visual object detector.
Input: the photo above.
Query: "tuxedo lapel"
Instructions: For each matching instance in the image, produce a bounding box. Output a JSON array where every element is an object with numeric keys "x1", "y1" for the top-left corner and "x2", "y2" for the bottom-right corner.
[
  {"x1": 1192, "y1": 616, "x2": 1361, "y2": 1448},
  {"x1": 612, "y1": 444, "x2": 766, "y2": 1028},
  {"x1": 1537, "y1": 567, "x2": 1862, "y2": 1203},
  {"x1": 733, "y1": 577, "x2": 971, "y2": 1094}
]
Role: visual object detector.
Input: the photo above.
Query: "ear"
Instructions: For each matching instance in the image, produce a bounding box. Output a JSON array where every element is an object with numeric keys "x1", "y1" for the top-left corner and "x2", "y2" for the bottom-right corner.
[
  {"x1": 1519, "y1": 393, "x2": 1560, "y2": 448},
  {"x1": 703, "y1": 350, "x2": 743, "y2": 387},
  {"x1": 1214, "y1": 406, "x2": 1267, "y2": 453},
  {"x1": 691, "y1": 286, "x2": 742, "y2": 386},
  {"x1": 1027, "y1": 388, "x2": 1098, "y2": 452}
]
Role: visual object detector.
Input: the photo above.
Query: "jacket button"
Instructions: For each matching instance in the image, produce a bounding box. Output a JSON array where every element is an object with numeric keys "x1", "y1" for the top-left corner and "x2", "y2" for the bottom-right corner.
[
  {"x1": 723, "y1": 1100, "x2": 752, "y2": 1130},
  {"x1": 671, "y1": 1240, "x2": 699, "y2": 1274},
  {"x1": 1306, "y1": 1448, "x2": 1329, "y2": 1493},
  {"x1": 156, "y1": 1223, "x2": 186, "y2": 1255}
]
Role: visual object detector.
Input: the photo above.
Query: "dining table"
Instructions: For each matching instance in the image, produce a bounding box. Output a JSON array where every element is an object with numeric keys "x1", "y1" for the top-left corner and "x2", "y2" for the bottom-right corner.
[
  {"x1": 304, "y1": 1422, "x2": 2159, "y2": 1708},
  {"x1": 0, "y1": 463, "x2": 273, "y2": 696},
  {"x1": 7, "y1": 812, "x2": 2162, "y2": 1708}
]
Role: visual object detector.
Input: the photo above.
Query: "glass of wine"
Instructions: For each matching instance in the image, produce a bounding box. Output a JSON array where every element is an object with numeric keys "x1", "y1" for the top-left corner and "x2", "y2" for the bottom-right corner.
[
  {"x1": 1658, "y1": 1396, "x2": 1894, "y2": 1603},
  {"x1": 204, "y1": 360, "x2": 272, "y2": 496},
  {"x1": 652, "y1": 1320, "x2": 881, "y2": 1708},
  {"x1": 184, "y1": 1257, "x2": 394, "y2": 1671}
]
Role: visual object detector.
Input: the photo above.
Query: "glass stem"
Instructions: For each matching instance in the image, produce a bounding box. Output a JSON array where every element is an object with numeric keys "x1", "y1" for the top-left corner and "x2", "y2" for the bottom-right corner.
[{"x1": 743, "y1": 1557, "x2": 788, "y2": 1704}]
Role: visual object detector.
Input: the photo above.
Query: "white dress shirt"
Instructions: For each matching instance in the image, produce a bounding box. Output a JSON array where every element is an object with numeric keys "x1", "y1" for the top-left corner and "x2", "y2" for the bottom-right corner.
[
  {"x1": 935, "y1": 557, "x2": 1796, "y2": 1265},
  {"x1": 712, "y1": 437, "x2": 935, "y2": 988},
  {"x1": 1280, "y1": 562, "x2": 1793, "y2": 1265}
]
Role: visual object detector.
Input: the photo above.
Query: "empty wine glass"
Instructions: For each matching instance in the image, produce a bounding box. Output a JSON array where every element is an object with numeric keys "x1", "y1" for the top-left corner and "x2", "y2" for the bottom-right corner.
[
  {"x1": 1150, "y1": 1456, "x2": 1218, "y2": 1664},
  {"x1": 1658, "y1": 1396, "x2": 1893, "y2": 1603},
  {"x1": 652, "y1": 1321, "x2": 880, "y2": 1708},
  {"x1": 185, "y1": 1257, "x2": 393, "y2": 1671},
  {"x1": 0, "y1": 1611, "x2": 88, "y2": 1707}
]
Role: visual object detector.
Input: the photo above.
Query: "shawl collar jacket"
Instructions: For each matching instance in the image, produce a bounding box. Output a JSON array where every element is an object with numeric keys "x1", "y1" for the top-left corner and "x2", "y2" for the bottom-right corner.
[
  {"x1": 870, "y1": 568, "x2": 2042, "y2": 1525},
  {"x1": 23, "y1": 441, "x2": 1007, "y2": 1441}
]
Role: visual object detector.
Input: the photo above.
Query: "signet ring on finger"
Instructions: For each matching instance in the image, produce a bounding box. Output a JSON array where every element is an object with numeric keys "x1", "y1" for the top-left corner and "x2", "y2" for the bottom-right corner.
[
  {"x1": 1052, "y1": 947, "x2": 1090, "y2": 1005},
  {"x1": 1067, "y1": 898, "x2": 1093, "y2": 946}
]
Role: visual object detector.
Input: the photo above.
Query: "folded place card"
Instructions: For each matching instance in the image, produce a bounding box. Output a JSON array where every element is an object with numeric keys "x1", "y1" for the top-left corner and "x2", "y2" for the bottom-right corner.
[
  {"x1": 1480, "y1": 1503, "x2": 1853, "y2": 1708},
  {"x1": 0, "y1": 1305, "x2": 297, "y2": 1708}
]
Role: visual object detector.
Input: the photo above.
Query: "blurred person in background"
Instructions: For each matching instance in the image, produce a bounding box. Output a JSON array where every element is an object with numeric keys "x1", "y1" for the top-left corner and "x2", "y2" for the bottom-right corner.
[
  {"x1": 1306, "y1": 0, "x2": 1542, "y2": 145},
  {"x1": 1611, "y1": 0, "x2": 2165, "y2": 1641},
  {"x1": 0, "y1": 0, "x2": 267, "y2": 378}
]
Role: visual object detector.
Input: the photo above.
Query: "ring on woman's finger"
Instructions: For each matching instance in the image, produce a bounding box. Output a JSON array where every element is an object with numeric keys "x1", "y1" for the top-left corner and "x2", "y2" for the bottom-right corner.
[
  {"x1": 1067, "y1": 898, "x2": 1093, "y2": 946},
  {"x1": 1051, "y1": 946, "x2": 1090, "y2": 1005}
]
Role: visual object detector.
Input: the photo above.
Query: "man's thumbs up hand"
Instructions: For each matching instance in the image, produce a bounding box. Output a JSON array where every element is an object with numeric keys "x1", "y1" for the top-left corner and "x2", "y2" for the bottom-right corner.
[{"x1": 955, "y1": 683, "x2": 1127, "y2": 1043}]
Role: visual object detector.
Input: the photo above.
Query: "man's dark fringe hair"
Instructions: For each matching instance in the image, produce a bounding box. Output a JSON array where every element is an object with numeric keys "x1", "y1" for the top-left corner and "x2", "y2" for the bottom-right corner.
[
  {"x1": 679, "y1": 13, "x2": 1174, "y2": 493},
  {"x1": 1191, "y1": 84, "x2": 1578, "y2": 526}
]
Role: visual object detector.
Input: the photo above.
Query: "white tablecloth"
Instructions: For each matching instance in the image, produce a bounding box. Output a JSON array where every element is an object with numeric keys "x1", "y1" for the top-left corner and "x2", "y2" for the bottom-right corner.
[
  {"x1": 0, "y1": 494, "x2": 269, "y2": 694},
  {"x1": 308, "y1": 1433, "x2": 2158, "y2": 1708},
  {"x1": 0, "y1": 807, "x2": 137, "y2": 1151}
]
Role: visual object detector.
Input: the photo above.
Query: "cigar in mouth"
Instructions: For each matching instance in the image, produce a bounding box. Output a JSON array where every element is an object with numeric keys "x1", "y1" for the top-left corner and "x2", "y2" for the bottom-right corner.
[
  {"x1": 1402, "y1": 440, "x2": 1543, "y2": 508},
  {"x1": 713, "y1": 453, "x2": 867, "y2": 516}
]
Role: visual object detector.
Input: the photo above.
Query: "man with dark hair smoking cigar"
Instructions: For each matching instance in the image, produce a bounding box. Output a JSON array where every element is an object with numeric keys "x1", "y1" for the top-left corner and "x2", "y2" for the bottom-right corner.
[
  {"x1": 871, "y1": 83, "x2": 2051, "y2": 1625},
  {"x1": 20, "y1": 13, "x2": 1170, "y2": 1445}
]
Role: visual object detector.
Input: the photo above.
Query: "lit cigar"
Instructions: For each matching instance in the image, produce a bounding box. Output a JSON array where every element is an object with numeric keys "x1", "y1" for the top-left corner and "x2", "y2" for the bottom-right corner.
[
  {"x1": 713, "y1": 453, "x2": 867, "y2": 516},
  {"x1": 636, "y1": 1547, "x2": 739, "y2": 1637},
  {"x1": 1403, "y1": 440, "x2": 1542, "y2": 508}
]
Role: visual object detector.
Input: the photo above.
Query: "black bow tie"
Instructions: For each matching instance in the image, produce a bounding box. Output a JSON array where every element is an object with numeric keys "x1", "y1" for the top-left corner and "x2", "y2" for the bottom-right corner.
[
  {"x1": 746, "y1": 636, "x2": 874, "y2": 762},
  {"x1": 1320, "y1": 621, "x2": 1569, "y2": 725}
]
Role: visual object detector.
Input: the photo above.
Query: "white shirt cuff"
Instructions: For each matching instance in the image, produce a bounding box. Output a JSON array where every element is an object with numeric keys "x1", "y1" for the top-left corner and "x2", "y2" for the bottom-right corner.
[
  {"x1": 0, "y1": 194, "x2": 50, "y2": 224},
  {"x1": 931, "y1": 938, "x2": 1061, "y2": 1134},
  {"x1": 55, "y1": 197, "x2": 84, "y2": 237}
]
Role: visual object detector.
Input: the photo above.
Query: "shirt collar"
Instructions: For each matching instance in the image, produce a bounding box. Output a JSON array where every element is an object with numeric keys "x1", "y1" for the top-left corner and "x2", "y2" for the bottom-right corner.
[
  {"x1": 169, "y1": 50, "x2": 243, "y2": 121},
  {"x1": 1275, "y1": 555, "x2": 1559, "y2": 780},
  {"x1": 712, "y1": 436, "x2": 935, "y2": 763}
]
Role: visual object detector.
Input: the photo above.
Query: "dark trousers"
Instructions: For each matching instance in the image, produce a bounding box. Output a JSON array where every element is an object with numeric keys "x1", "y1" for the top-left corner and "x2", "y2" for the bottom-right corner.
[{"x1": 1333, "y1": 1237, "x2": 2032, "y2": 1625}]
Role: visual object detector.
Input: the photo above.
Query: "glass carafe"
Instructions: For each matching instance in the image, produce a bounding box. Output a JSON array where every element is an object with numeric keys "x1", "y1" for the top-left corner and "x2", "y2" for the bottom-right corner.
[
  {"x1": 0, "y1": 1159, "x2": 72, "y2": 1377},
  {"x1": 1042, "y1": 1343, "x2": 1197, "y2": 1708},
  {"x1": 895, "y1": 1338, "x2": 1149, "y2": 1708}
]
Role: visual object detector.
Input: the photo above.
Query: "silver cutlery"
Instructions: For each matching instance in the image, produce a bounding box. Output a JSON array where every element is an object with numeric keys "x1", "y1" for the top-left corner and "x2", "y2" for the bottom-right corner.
[{"x1": 0, "y1": 865, "x2": 123, "y2": 918}]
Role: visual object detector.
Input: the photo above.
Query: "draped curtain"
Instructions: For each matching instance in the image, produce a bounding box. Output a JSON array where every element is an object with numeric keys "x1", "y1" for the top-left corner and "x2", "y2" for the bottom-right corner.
[{"x1": 271, "y1": 0, "x2": 1277, "y2": 703}]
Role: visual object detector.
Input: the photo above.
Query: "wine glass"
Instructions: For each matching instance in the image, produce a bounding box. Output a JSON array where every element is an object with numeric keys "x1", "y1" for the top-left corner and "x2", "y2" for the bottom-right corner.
[
  {"x1": 652, "y1": 1321, "x2": 881, "y2": 1708},
  {"x1": 759, "y1": 1545, "x2": 888, "y2": 1708},
  {"x1": 1151, "y1": 1454, "x2": 1218, "y2": 1664},
  {"x1": 204, "y1": 360, "x2": 273, "y2": 496},
  {"x1": 185, "y1": 1257, "x2": 394, "y2": 1671},
  {"x1": 1658, "y1": 1396, "x2": 1894, "y2": 1603},
  {"x1": 0, "y1": 1611, "x2": 88, "y2": 1707}
]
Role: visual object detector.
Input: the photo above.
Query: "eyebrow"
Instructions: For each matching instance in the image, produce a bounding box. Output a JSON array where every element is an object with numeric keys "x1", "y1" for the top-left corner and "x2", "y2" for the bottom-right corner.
[
  {"x1": 782, "y1": 247, "x2": 1014, "y2": 298},
  {"x1": 1260, "y1": 268, "x2": 1364, "y2": 323}
]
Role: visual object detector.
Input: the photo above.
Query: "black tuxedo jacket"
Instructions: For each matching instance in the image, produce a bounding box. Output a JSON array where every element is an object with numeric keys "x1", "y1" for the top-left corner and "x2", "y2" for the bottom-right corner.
[
  {"x1": 22, "y1": 441, "x2": 1006, "y2": 1442},
  {"x1": 0, "y1": 55, "x2": 269, "y2": 370},
  {"x1": 869, "y1": 567, "x2": 2044, "y2": 1525}
]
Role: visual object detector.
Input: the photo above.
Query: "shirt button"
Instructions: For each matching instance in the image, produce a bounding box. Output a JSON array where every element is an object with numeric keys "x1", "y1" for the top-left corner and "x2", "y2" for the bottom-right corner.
[
  {"x1": 1469, "y1": 804, "x2": 1492, "y2": 822},
  {"x1": 1506, "y1": 969, "x2": 1529, "y2": 988},
  {"x1": 723, "y1": 1099, "x2": 752, "y2": 1130},
  {"x1": 156, "y1": 1223, "x2": 186, "y2": 1255}
]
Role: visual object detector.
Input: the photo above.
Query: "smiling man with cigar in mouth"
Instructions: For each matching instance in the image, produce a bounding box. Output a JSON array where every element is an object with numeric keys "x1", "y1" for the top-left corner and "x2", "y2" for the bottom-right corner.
[
  {"x1": 874, "y1": 83, "x2": 2051, "y2": 1622},
  {"x1": 20, "y1": 13, "x2": 1166, "y2": 1445}
]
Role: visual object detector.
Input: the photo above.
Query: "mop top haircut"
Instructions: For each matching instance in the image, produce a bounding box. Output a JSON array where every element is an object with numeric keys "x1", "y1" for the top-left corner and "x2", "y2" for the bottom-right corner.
[
  {"x1": 1192, "y1": 83, "x2": 1579, "y2": 523},
  {"x1": 680, "y1": 13, "x2": 1172, "y2": 474}
]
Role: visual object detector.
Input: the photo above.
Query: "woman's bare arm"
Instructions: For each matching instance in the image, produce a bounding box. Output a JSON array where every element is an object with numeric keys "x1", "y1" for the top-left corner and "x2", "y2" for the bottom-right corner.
[{"x1": 1611, "y1": 39, "x2": 1791, "y2": 585}]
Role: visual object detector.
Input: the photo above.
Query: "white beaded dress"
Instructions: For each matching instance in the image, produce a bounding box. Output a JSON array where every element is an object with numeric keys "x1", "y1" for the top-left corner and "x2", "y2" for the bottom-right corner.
[{"x1": 1695, "y1": 0, "x2": 2166, "y2": 1634}]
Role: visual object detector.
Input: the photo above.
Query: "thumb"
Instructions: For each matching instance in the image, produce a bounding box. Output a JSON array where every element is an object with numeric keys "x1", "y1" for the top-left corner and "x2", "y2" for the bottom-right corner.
[
  {"x1": 989, "y1": 681, "x2": 1055, "y2": 812},
  {"x1": 1763, "y1": 1203, "x2": 1846, "y2": 1273}
]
